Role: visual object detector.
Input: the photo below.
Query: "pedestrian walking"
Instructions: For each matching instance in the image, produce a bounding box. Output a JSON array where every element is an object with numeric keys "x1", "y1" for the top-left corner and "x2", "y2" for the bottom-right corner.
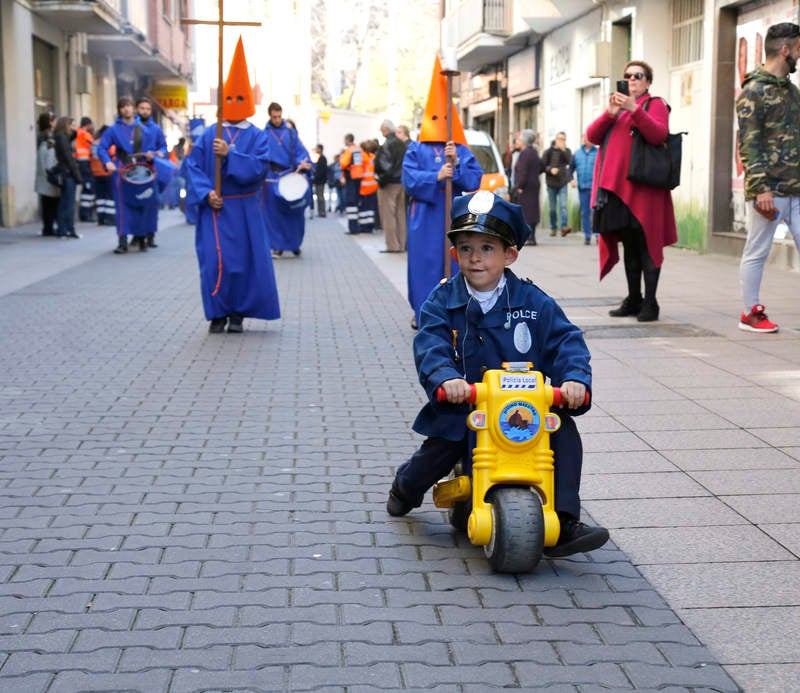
[
  {"x1": 358, "y1": 140, "x2": 378, "y2": 233},
  {"x1": 570, "y1": 134, "x2": 598, "y2": 245},
  {"x1": 542, "y1": 132, "x2": 573, "y2": 237},
  {"x1": 184, "y1": 36, "x2": 280, "y2": 334},
  {"x1": 340, "y1": 133, "x2": 365, "y2": 234},
  {"x1": 52, "y1": 116, "x2": 83, "y2": 239},
  {"x1": 75, "y1": 117, "x2": 96, "y2": 222},
  {"x1": 513, "y1": 129, "x2": 544, "y2": 245},
  {"x1": 311, "y1": 144, "x2": 328, "y2": 218},
  {"x1": 735, "y1": 21, "x2": 800, "y2": 333},
  {"x1": 97, "y1": 97, "x2": 160, "y2": 254},
  {"x1": 90, "y1": 125, "x2": 116, "y2": 226},
  {"x1": 34, "y1": 111, "x2": 60, "y2": 237},
  {"x1": 375, "y1": 119, "x2": 407, "y2": 252},
  {"x1": 135, "y1": 97, "x2": 168, "y2": 249},
  {"x1": 402, "y1": 56, "x2": 482, "y2": 330},
  {"x1": 262, "y1": 102, "x2": 312, "y2": 256}
]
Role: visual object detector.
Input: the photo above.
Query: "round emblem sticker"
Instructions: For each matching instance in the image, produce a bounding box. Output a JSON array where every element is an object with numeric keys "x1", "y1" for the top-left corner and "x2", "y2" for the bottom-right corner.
[
  {"x1": 498, "y1": 401, "x2": 540, "y2": 443},
  {"x1": 467, "y1": 190, "x2": 495, "y2": 215}
]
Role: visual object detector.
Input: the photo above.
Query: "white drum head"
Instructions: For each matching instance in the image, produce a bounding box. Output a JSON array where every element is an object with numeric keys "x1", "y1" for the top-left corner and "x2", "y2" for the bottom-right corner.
[{"x1": 278, "y1": 172, "x2": 308, "y2": 201}]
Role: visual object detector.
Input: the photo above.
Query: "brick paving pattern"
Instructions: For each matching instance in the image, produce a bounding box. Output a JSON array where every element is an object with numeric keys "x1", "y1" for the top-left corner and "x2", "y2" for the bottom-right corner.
[{"x1": 0, "y1": 218, "x2": 742, "y2": 691}]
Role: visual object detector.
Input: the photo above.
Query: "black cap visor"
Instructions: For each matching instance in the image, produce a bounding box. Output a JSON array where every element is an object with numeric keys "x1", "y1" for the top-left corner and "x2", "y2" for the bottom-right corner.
[{"x1": 448, "y1": 213, "x2": 515, "y2": 247}]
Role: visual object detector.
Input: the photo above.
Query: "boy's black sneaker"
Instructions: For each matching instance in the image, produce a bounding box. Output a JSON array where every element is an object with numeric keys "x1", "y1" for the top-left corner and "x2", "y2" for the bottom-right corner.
[
  {"x1": 386, "y1": 482, "x2": 414, "y2": 517},
  {"x1": 544, "y1": 518, "x2": 609, "y2": 558}
]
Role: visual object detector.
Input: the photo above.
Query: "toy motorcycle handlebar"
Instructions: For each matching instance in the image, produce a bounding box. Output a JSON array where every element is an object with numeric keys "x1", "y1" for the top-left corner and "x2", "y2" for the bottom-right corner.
[
  {"x1": 436, "y1": 384, "x2": 478, "y2": 403},
  {"x1": 435, "y1": 384, "x2": 589, "y2": 407}
]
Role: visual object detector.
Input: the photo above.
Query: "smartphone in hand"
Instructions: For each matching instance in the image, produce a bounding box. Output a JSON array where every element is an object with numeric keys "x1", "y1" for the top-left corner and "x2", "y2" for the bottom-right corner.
[{"x1": 616, "y1": 80, "x2": 629, "y2": 96}]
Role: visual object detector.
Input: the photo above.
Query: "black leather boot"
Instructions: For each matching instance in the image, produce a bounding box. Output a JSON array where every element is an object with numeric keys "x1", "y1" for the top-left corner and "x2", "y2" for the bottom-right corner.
[{"x1": 608, "y1": 296, "x2": 642, "y2": 317}]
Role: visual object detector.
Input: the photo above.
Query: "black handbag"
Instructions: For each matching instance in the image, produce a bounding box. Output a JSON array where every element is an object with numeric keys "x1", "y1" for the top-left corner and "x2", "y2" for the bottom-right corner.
[
  {"x1": 627, "y1": 98, "x2": 686, "y2": 190},
  {"x1": 46, "y1": 164, "x2": 64, "y2": 188}
]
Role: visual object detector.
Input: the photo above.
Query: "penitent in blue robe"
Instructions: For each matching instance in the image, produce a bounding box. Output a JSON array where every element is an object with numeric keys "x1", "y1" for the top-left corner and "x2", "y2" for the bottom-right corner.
[
  {"x1": 262, "y1": 121, "x2": 311, "y2": 253},
  {"x1": 402, "y1": 141, "x2": 483, "y2": 323},
  {"x1": 97, "y1": 115, "x2": 167, "y2": 241},
  {"x1": 185, "y1": 122, "x2": 280, "y2": 322}
]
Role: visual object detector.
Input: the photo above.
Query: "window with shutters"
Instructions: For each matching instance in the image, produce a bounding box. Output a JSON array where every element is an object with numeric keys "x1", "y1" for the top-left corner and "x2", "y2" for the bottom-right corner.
[{"x1": 671, "y1": 0, "x2": 704, "y2": 67}]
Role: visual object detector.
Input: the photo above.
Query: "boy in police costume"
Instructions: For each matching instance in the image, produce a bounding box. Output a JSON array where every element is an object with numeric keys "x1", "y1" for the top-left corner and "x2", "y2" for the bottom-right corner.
[{"x1": 387, "y1": 191, "x2": 609, "y2": 558}]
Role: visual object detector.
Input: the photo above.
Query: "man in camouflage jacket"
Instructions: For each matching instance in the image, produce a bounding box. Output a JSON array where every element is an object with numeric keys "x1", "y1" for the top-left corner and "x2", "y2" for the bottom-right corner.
[{"x1": 735, "y1": 22, "x2": 800, "y2": 333}]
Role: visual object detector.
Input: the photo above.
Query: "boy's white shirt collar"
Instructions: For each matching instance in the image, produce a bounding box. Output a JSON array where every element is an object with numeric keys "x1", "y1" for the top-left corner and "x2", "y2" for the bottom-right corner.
[
  {"x1": 464, "y1": 274, "x2": 507, "y2": 313},
  {"x1": 222, "y1": 120, "x2": 252, "y2": 129}
]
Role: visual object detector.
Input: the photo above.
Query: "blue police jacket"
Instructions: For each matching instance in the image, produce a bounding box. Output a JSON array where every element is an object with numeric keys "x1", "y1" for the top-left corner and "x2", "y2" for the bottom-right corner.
[
  {"x1": 412, "y1": 269, "x2": 592, "y2": 441},
  {"x1": 572, "y1": 145, "x2": 598, "y2": 191}
]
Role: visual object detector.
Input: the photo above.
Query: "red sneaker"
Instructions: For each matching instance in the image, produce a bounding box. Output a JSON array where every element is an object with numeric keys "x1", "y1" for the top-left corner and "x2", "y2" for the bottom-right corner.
[{"x1": 739, "y1": 304, "x2": 779, "y2": 333}]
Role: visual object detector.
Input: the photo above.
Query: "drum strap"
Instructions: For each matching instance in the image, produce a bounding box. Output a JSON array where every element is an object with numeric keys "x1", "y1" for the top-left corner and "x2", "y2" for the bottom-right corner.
[
  {"x1": 118, "y1": 125, "x2": 143, "y2": 166},
  {"x1": 132, "y1": 125, "x2": 143, "y2": 155}
]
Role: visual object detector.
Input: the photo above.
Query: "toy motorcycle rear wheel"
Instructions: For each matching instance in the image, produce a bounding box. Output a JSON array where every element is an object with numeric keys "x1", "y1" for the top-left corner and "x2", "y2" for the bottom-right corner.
[{"x1": 484, "y1": 487, "x2": 544, "y2": 573}]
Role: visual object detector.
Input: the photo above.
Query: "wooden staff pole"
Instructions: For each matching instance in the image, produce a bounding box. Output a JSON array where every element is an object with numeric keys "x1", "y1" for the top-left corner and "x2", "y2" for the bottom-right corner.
[
  {"x1": 214, "y1": 0, "x2": 224, "y2": 194},
  {"x1": 182, "y1": 4, "x2": 260, "y2": 196},
  {"x1": 442, "y1": 65, "x2": 459, "y2": 279}
]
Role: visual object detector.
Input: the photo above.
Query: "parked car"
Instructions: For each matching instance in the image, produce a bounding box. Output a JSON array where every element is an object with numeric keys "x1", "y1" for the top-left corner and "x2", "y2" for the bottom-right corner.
[{"x1": 464, "y1": 128, "x2": 509, "y2": 201}]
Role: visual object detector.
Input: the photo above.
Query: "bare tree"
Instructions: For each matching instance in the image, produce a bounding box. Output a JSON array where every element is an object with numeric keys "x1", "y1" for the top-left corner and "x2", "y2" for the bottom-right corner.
[
  {"x1": 310, "y1": 0, "x2": 332, "y2": 105},
  {"x1": 339, "y1": 2, "x2": 386, "y2": 110}
]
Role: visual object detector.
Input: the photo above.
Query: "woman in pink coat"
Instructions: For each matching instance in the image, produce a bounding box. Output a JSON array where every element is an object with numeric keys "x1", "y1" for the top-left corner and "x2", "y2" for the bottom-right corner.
[{"x1": 586, "y1": 60, "x2": 677, "y2": 322}]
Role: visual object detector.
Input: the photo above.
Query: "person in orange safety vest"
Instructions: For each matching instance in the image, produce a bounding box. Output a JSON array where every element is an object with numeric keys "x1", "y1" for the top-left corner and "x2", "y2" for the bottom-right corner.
[
  {"x1": 340, "y1": 133, "x2": 364, "y2": 233},
  {"x1": 75, "y1": 117, "x2": 96, "y2": 222},
  {"x1": 358, "y1": 140, "x2": 378, "y2": 233}
]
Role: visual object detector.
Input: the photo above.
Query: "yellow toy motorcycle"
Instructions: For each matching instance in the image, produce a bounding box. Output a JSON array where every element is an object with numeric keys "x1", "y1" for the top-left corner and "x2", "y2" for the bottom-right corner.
[{"x1": 432, "y1": 361, "x2": 587, "y2": 573}]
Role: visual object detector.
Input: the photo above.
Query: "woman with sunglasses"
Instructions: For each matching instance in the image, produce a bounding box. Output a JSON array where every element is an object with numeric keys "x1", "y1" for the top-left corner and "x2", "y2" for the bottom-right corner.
[{"x1": 586, "y1": 60, "x2": 677, "y2": 322}]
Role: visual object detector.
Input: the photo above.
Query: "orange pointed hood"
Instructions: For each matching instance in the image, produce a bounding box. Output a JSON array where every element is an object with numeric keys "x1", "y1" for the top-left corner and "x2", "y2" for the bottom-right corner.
[
  {"x1": 222, "y1": 37, "x2": 255, "y2": 121},
  {"x1": 418, "y1": 55, "x2": 466, "y2": 144}
]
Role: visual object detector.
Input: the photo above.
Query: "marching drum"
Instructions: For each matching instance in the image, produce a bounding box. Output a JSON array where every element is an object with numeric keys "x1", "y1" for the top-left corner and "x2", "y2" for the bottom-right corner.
[
  {"x1": 276, "y1": 172, "x2": 309, "y2": 212},
  {"x1": 119, "y1": 162, "x2": 157, "y2": 208}
]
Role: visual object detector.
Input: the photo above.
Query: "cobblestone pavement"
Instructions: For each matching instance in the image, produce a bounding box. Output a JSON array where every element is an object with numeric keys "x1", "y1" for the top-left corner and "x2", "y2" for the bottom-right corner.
[{"x1": 0, "y1": 214, "x2": 748, "y2": 691}]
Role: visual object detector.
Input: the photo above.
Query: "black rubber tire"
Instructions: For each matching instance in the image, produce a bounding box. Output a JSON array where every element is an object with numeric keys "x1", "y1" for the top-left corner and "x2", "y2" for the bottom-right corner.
[
  {"x1": 448, "y1": 501, "x2": 470, "y2": 532},
  {"x1": 484, "y1": 487, "x2": 544, "y2": 573}
]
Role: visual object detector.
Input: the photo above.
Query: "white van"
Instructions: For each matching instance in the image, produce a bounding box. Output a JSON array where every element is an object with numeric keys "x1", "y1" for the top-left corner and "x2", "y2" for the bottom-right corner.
[{"x1": 464, "y1": 128, "x2": 509, "y2": 201}]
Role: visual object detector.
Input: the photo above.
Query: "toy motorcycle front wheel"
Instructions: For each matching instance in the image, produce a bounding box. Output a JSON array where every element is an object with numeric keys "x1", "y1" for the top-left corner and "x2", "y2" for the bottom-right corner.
[{"x1": 484, "y1": 487, "x2": 544, "y2": 573}]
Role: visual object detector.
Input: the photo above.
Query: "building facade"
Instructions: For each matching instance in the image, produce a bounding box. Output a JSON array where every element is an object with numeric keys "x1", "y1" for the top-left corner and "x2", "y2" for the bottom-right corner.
[
  {"x1": 442, "y1": 0, "x2": 800, "y2": 269},
  {"x1": 0, "y1": 0, "x2": 193, "y2": 226}
]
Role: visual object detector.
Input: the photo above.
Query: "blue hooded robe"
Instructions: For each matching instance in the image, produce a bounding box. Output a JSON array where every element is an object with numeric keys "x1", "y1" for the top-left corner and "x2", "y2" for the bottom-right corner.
[
  {"x1": 262, "y1": 121, "x2": 311, "y2": 253},
  {"x1": 97, "y1": 115, "x2": 167, "y2": 241},
  {"x1": 185, "y1": 122, "x2": 280, "y2": 322},
  {"x1": 402, "y1": 141, "x2": 483, "y2": 323}
]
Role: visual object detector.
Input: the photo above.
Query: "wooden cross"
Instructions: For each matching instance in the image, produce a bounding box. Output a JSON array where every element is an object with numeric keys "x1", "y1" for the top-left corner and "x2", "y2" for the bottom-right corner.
[{"x1": 182, "y1": 1, "x2": 261, "y2": 194}]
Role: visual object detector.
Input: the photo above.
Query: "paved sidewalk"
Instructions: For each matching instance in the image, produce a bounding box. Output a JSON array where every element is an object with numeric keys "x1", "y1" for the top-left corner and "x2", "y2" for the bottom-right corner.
[{"x1": 0, "y1": 211, "x2": 796, "y2": 691}]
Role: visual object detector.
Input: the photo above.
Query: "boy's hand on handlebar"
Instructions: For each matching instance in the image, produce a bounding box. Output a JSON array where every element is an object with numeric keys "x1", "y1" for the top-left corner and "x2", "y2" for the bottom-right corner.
[
  {"x1": 558, "y1": 381, "x2": 587, "y2": 409},
  {"x1": 440, "y1": 378, "x2": 472, "y2": 404}
]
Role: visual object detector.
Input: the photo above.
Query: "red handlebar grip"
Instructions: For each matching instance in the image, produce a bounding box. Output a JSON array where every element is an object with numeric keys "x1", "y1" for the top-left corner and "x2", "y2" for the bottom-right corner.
[
  {"x1": 552, "y1": 388, "x2": 591, "y2": 407},
  {"x1": 435, "y1": 384, "x2": 477, "y2": 403}
]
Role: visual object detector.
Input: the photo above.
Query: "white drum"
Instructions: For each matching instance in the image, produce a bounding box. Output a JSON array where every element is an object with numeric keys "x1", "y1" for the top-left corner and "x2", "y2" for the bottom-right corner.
[{"x1": 277, "y1": 172, "x2": 309, "y2": 203}]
